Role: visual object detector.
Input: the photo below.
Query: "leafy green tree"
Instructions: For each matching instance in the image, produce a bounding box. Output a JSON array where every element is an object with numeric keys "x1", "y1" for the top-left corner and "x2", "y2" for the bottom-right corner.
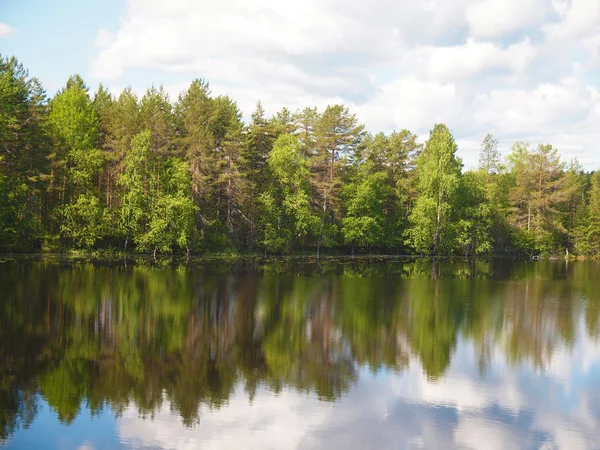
[
  {"x1": 137, "y1": 158, "x2": 197, "y2": 257},
  {"x1": 49, "y1": 76, "x2": 106, "y2": 248},
  {"x1": 407, "y1": 124, "x2": 462, "y2": 255},
  {"x1": 341, "y1": 167, "x2": 389, "y2": 253},
  {"x1": 258, "y1": 134, "x2": 317, "y2": 252},
  {"x1": 118, "y1": 130, "x2": 153, "y2": 251},
  {"x1": 49, "y1": 75, "x2": 103, "y2": 195},
  {"x1": 455, "y1": 172, "x2": 493, "y2": 257},
  {"x1": 59, "y1": 194, "x2": 107, "y2": 248}
]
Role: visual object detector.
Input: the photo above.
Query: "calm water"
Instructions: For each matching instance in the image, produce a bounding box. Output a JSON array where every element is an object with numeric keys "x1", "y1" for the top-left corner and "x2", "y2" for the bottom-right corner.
[{"x1": 1, "y1": 257, "x2": 599, "y2": 450}]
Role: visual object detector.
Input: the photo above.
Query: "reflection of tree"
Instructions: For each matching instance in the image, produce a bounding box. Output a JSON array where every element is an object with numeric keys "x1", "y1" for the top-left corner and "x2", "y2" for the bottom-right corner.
[
  {"x1": 406, "y1": 279, "x2": 465, "y2": 380},
  {"x1": 0, "y1": 259, "x2": 596, "y2": 440}
]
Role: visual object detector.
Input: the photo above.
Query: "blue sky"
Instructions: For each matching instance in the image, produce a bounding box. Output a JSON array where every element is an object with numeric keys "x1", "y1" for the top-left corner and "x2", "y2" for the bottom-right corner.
[{"x1": 1, "y1": 0, "x2": 600, "y2": 169}]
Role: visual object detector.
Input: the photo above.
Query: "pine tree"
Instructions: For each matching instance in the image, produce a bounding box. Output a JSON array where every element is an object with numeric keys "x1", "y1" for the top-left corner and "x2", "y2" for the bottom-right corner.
[
  {"x1": 312, "y1": 105, "x2": 364, "y2": 255},
  {"x1": 478, "y1": 133, "x2": 501, "y2": 178},
  {"x1": 508, "y1": 143, "x2": 574, "y2": 253}
]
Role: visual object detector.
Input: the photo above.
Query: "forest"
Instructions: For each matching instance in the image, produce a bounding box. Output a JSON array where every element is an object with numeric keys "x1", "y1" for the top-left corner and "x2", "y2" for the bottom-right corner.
[{"x1": 1, "y1": 55, "x2": 600, "y2": 257}]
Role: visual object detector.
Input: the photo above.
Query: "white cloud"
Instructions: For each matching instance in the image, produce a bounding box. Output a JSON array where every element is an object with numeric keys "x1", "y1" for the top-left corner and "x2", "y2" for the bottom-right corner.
[
  {"x1": 411, "y1": 38, "x2": 537, "y2": 83},
  {"x1": 550, "y1": 0, "x2": 600, "y2": 39},
  {"x1": 356, "y1": 76, "x2": 457, "y2": 133},
  {"x1": 0, "y1": 23, "x2": 14, "y2": 38},
  {"x1": 466, "y1": 0, "x2": 549, "y2": 39},
  {"x1": 473, "y1": 79, "x2": 597, "y2": 135},
  {"x1": 544, "y1": 0, "x2": 600, "y2": 70}
]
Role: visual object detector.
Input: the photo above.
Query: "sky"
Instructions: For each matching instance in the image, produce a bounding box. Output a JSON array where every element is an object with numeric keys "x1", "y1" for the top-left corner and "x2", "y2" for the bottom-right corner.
[{"x1": 1, "y1": 0, "x2": 600, "y2": 169}]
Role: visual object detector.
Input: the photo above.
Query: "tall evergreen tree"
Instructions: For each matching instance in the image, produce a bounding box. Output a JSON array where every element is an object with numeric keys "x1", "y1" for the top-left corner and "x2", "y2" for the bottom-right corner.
[
  {"x1": 0, "y1": 56, "x2": 50, "y2": 248},
  {"x1": 174, "y1": 79, "x2": 216, "y2": 211},
  {"x1": 478, "y1": 133, "x2": 501, "y2": 178},
  {"x1": 508, "y1": 143, "x2": 574, "y2": 253},
  {"x1": 574, "y1": 170, "x2": 600, "y2": 255},
  {"x1": 312, "y1": 105, "x2": 364, "y2": 255}
]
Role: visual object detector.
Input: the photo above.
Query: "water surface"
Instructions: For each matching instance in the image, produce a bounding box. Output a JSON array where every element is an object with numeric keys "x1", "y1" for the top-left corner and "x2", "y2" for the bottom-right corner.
[{"x1": 1, "y1": 258, "x2": 599, "y2": 449}]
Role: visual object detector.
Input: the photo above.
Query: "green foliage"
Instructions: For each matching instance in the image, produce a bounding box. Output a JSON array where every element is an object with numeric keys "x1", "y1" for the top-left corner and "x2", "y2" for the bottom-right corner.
[
  {"x1": 407, "y1": 124, "x2": 462, "y2": 255},
  {"x1": 49, "y1": 75, "x2": 101, "y2": 190},
  {"x1": 136, "y1": 158, "x2": 197, "y2": 255},
  {"x1": 341, "y1": 170, "x2": 389, "y2": 249},
  {"x1": 507, "y1": 143, "x2": 575, "y2": 254},
  {"x1": 455, "y1": 172, "x2": 493, "y2": 256},
  {"x1": 258, "y1": 134, "x2": 318, "y2": 252},
  {"x1": 118, "y1": 131, "x2": 197, "y2": 255},
  {"x1": 574, "y1": 171, "x2": 600, "y2": 255},
  {"x1": 478, "y1": 132, "x2": 501, "y2": 175},
  {"x1": 0, "y1": 163, "x2": 27, "y2": 250},
  {"x1": 0, "y1": 54, "x2": 599, "y2": 257},
  {"x1": 59, "y1": 194, "x2": 107, "y2": 248},
  {"x1": 118, "y1": 130, "x2": 153, "y2": 247}
]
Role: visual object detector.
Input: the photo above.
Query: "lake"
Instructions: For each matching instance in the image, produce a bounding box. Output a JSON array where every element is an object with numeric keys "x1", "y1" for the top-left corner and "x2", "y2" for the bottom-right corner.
[{"x1": 1, "y1": 257, "x2": 599, "y2": 449}]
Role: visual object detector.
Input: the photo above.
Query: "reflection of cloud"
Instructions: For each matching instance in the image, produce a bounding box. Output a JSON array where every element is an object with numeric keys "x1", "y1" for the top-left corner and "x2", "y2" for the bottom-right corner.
[
  {"x1": 77, "y1": 444, "x2": 95, "y2": 450},
  {"x1": 119, "y1": 389, "x2": 336, "y2": 450},
  {"x1": 454, "y1": 417, "x2": 521, "y2": 450},
  {"x1": 118, "y1": 314, "x2": 600, "y2": 450},
  {"x1": 547, "y1": 316, "x2": 600, "y2": 385}
]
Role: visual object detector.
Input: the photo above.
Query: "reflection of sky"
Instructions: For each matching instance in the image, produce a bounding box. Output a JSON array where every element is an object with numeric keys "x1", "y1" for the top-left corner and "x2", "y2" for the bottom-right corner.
[
  {"x1": 4, "y1": 319, "x2": 600, "y2": 450},
  {"x1": 3, "y1": 401, "x2": 120, "y2": 450}
]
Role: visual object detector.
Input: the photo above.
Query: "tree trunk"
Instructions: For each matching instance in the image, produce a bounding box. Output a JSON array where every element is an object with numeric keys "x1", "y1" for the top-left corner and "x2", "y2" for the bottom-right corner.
[
  {"x1": 330, "y1": 145, "x2": 335, "y2": 182},
  {"x1": 432, "y1": 188, "x2": 442, "y2": 256}
]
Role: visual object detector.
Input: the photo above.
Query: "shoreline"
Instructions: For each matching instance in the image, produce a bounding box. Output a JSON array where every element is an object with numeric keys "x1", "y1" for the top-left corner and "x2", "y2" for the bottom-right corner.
[{"x1": 0, "y1": 252, "x2": 597, "y2": 262}]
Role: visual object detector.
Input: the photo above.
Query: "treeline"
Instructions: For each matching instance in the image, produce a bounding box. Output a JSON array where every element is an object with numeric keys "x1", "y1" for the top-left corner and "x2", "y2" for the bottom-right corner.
[{"x1": 1, "y1": 55, "x2": 599, "y2": 256}]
